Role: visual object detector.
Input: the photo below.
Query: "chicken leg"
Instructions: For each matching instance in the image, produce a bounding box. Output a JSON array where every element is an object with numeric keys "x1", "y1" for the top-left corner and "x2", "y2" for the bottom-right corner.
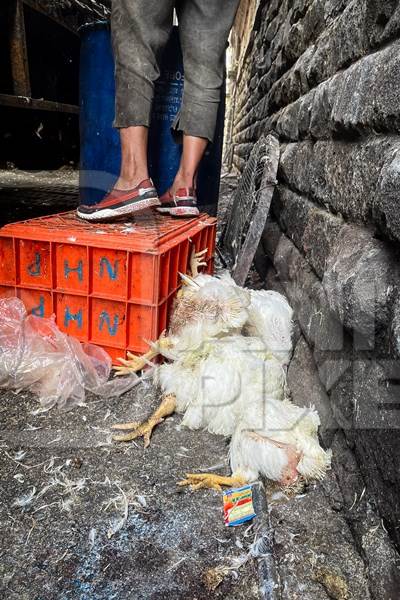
[
  {"x1": 190, "y1": 247, "x2": 207, "y2": 277},
  {"x1": 178, "y1": 473, "x2": 246, "y2": 492},
  {"x1": 112, "y1": 394, "x2": 176, "y2": 446},
  {"x1": 114, "y1": 332, "x2": 172, "y2": 376}
]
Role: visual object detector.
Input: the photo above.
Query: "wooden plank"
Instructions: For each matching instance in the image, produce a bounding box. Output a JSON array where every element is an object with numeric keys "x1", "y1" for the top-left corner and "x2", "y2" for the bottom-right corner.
[
  {"x1": 9, "y1": 0, "x2": 31, "y2": 97},
  {"x1": 0, "y1": 93, "x2": 79, "y2": 114}
]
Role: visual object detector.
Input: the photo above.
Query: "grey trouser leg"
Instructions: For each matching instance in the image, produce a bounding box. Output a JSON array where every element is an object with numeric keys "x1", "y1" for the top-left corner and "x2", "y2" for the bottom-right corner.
[
  {"x1": 111, "y1": 0, "x2": 175, "y2": 128},
  {"x1": 173, "y1": 0, "x2": 240, "y2": 142},
  {"x1": 112, "y1": 0, "x2": 240, "y2": 142}
]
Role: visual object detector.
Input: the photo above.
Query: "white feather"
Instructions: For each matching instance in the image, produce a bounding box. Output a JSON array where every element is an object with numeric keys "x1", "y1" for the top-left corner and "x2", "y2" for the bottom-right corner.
[{"x1": 245, "y1": 289, "x2": 294, "y2": 366}]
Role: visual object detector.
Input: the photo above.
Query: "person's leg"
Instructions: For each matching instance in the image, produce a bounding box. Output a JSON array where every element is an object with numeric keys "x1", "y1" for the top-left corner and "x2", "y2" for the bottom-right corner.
[
  {"x1": 172, "y1": 0, "x2": 240, "y2": 188},
  {"x1": 78, "y1": 1, "x2": 175, "y2": 220},
  {"x1": 157, "y1": 133, "x2": 206, "y2": 215},
  {"x1": 171, "y1": 135, "x2": 208, "y2": 193},
  {"x1": 117, "y1": 126, "x2": 149, "y2": 191},
  {"x1": 112, "y1": 0, "x2": 174, "y2": 190}
]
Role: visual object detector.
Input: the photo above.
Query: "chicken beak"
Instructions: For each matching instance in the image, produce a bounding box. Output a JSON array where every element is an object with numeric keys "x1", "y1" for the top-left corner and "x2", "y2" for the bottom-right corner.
[{"x1": 179, "y1": 272, "x2": 199, "y2": 287}]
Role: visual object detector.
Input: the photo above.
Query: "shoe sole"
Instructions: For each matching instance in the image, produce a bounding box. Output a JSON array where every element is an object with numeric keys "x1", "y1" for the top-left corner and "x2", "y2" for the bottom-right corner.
[
  {"x1": 77, "y1": 196, "x2": 160, "y2": 222},
  {"x1": 169, "y1": 206, "x2": 200, "y2": 217},
  {"x1": 157, "y1": 206, "x2": 200, "y2": 217}
]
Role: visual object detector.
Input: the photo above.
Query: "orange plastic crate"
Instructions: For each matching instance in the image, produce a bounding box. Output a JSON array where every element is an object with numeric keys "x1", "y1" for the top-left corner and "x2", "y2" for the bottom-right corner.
[{"x1": 0, "y1": 210, "x2": 216, "y2": 364}]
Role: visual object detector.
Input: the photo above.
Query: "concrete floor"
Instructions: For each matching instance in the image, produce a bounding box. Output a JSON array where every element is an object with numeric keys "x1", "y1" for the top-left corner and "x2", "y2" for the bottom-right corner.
[
  {"x1": 0, "y1": 168, "x2": 78, "y2": 226},
  {"x1": 1, "y1": 169, "x2": 399, "y2": 599},
  {"x1": 0, "y1": 170, "x2": 270, "y2": 599},
  {"x1": 0, "y1": 385, "x2": 267, "y2": 600}
]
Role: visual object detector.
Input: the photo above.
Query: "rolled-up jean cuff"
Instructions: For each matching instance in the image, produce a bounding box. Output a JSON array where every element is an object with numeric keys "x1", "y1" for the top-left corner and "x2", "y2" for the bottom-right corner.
[{"x1": 171, "y1": 100, "x2": 219, "y2": 143}]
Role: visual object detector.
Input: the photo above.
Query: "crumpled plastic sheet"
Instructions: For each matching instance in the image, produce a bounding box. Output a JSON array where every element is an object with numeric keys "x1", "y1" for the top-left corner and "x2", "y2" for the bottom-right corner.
[{"x1": 0, "y1": 297, "x2": 140, "y2": 410}]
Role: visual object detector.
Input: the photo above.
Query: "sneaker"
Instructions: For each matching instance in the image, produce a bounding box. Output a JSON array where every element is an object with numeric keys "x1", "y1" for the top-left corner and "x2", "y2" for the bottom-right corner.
[
  {"x1": 157, "y1": 187, "x2": 199, "y2": 217},
  {"x1": 77, "y1": 178, "x2": 160, "y2": 222}
]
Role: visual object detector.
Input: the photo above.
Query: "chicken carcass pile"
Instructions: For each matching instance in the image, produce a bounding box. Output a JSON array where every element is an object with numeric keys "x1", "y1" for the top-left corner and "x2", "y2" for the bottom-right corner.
[{"x1": 113, "y1": 257, "x2": 331, "y2": 491}]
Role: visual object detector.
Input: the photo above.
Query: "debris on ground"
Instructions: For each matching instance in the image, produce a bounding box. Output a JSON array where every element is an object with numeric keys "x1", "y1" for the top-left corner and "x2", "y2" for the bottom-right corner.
[
  {"x1": 223, "y1": 485, "x2": 256, "y2": 527},
  {"x1": 0, "y1": 385, "x2": 263, "y2": 599}
]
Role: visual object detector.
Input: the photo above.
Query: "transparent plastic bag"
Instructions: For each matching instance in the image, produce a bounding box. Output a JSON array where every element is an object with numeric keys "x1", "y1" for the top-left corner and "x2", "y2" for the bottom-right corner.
[{"x1": 0, "y1": 297, "x2": 140, "y2": 410}]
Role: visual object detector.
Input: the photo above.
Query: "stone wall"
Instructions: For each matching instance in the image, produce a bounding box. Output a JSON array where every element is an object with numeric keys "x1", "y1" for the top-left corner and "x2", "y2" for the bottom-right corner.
[{"x1": 228, "y1": 0, "x2": 400, "y2": 559}]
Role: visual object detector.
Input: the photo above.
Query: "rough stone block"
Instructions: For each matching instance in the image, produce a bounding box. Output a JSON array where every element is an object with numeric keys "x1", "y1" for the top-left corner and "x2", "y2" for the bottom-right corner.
[
  {"x1": 323, "y1": 0, "x2": 353, "y2": 22},
  {"x1": 390, "y1": 297, "x2": 400, "y2": 359},
  {"x1": 323, "y1": 224, "x2": 399, "y2": 337},
  {"x1": 279, "y1": 138, "x2": 399, "y2": 227},
  {"x1": 352, "y1": 426, "x2": 400, "y2": 551},
  {"x1": 331, "y1": 430, "x2": 400, "y2": 598},
  {"x1": 272, "y1": 185, "x2": 344, "y2": 279},
  {"x1": 366, "y1": 0, "x2": 400, "y2": 45},
  {"x1": 297, "y1": 90, "x2": 314, "y2": 136},
  {"x1": 260, "y1": 218, "x2": 282, "y2": 258},
  {"x1": 268, "y1": 46, "x2": 315, "y2": 112},
  {"x1": 288, "y1": 335, "x2": 337, "y2": 447},
  {"x1": 327, "y1": 354, "x2": 400, "y2": 557},
  {"x1": 381, "y1": 5, "x2": 400, "y2": 43},
  {"x1": 275, "y1": 100, "x2": 301, "y2": 141},
  {"x1": 309, "y1": 80, "x2": 332, "y2": 139},
  {"x1": 331, "y1": 40, "x2": 400, "y2": 135},
  {"x1": 374, "y1": 144, "x2": 400, "y2": 242},
  {"x1": 271, "y1": 233, "x2": 350, "y2": 392},
  {"x1": 308, "y1": 0, "x2": 368, "y2": 86}
]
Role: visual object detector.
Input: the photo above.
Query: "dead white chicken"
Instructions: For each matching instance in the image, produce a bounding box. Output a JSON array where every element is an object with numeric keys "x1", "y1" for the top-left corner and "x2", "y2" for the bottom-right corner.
[
  {"x1": 114, "y1": 250, "x2": 251, "y2": 376},
  {"x1": 112, "y1": 249, "x2": 331, "y2": 489}
]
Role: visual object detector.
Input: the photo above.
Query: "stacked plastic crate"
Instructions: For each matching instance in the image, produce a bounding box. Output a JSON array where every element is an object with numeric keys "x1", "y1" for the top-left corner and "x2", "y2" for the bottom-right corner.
[{"x1": 0, "y1": 210, "x2": 216, "y2": 363}]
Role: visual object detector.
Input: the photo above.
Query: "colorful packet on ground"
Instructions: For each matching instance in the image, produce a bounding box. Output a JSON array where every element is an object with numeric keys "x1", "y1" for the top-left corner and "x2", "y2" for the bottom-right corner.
[{"x1": 223, "y1": 484, "x2": 256, "y2": 527}]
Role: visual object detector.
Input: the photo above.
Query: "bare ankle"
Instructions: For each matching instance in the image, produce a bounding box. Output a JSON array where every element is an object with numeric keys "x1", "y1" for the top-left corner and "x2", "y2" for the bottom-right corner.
[
  {"x1": 171, "y1": 171, "x2": 195, "y2": 193},
  {"x1": 115, "y1": 172, "x2": 149, "y2": 191}
]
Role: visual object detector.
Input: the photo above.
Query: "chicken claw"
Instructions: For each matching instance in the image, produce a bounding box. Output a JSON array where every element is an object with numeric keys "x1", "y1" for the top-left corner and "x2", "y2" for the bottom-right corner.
[
  {"x1": 114, "y1": 352, "x2": 151, "y2": 376},
  {"x1": 178, "y1": 473, "x2": 246, "y2": 492},
  {"x1": 114, "y1": 332, "x2": 172, "y2": 375},
  {"x1": 112, "y1": 394, "x2": 176, "y2": 446},
  {"x1": 190, "y1": 247, "x2": 208, "y2": 277}
]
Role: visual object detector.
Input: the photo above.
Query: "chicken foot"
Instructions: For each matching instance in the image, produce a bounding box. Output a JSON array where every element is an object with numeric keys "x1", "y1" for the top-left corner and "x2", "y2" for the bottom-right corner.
[
  {"x1": 190, "y1": 247, "x2": 207, "y2": 277},
  {"x1": 112, "y1": 394, "x2": 176, "y2": 446},
  {"x1": 114, "y1": 332, "x2": 172, "y2": 375},
  {"x1": 178, "y1": 473, "x2": 246, "y2": 492}
]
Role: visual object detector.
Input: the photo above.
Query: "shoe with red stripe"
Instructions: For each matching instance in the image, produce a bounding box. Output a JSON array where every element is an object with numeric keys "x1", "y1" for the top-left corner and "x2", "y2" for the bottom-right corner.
[
  {"x1": 77, "y1": 178, "x2": 160, "y2": 222},
  {"x1": 157, "y1": 187, "x2": 199, "y2": 217}
]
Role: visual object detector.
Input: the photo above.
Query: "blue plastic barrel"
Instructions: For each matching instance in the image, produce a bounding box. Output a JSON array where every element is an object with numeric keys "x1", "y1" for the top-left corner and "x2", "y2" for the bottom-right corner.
[
  {"x1": 79, "y1": 23, "x2": 224, "y2": 214},
  {"x1": 79, "y1": 22, "x2": 121, "y2": 206}
]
